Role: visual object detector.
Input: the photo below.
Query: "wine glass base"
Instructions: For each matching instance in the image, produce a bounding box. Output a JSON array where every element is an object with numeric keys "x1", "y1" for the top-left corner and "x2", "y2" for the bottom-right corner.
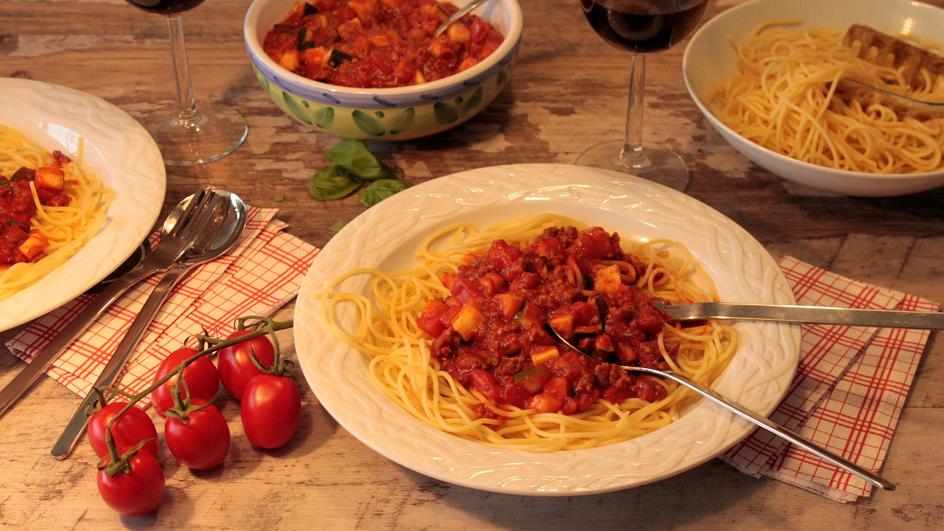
[
  {"x1": 142, "y1": 102, "x2": 248, "y2": 166},
  {"x1": 576, "y1": 141, "x2": 690, "y2": 191}
]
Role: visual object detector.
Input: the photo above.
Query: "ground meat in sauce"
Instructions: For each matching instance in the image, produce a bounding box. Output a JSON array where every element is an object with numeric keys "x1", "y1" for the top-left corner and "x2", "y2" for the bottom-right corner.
[
  {"x1": 263, "y1": 0, "x2": 505, "y2": 88},
  {"x1": 415, "y1": 226, "x2": 678, "y2": 417},
  {"x1": 0, "y1": 152, "x2": 71, "y2": 266}
]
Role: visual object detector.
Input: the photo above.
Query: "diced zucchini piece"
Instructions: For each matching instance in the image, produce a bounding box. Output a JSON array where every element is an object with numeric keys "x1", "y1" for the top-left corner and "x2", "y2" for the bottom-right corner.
[
  {"x1": 451, "y1": 301, "x2": 484, "y2": 341},
  {"x1": 593, "y1": 264, "x2": 622, "y2": 294},
  {"x1": 530, "y1": 345, "x2": 560, "y2": 366}
]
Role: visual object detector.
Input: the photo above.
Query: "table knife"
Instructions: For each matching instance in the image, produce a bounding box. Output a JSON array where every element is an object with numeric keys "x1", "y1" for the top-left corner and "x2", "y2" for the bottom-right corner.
[{"x1": 655, "y1": 301, "x2": 944, "y2": 329}]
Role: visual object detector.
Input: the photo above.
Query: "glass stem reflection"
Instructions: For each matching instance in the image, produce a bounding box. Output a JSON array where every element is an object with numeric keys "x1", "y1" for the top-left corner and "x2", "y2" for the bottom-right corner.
[
  {"x1": 620, "y1": 53, "x2": 647, "y2": 169},
  {"x1": 167, "y1": 15, "x2": 199, "y2": 127}
]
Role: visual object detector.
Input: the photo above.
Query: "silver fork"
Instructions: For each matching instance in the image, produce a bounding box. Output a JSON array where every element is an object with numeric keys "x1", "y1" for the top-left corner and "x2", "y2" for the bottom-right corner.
[{"x1": 0, "y1": 189, "x2": 217, "y2": 418}]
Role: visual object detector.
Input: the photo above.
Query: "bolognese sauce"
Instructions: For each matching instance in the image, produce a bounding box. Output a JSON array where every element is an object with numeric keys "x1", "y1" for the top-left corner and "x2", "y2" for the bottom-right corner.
[
  {"x1": 263, "y1": 0, "x2": 505, "y2": 88},
  {"x1": 416, "y1": 226, "x2": 679, "y2": 418},
  {"x1": 0, "y1": 151, "x2": 71, "y2": 266}
]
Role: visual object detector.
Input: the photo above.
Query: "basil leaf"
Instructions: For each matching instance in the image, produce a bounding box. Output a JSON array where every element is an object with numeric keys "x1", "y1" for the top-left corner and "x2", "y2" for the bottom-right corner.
[
  {"x1": 308, "y1": 165, "x2": 362, "y2": 201},
  {"x1": 360, "y1": 179, "x2": 409, "y2": 207},
  {"x1": 325, "y1": 139, "x2": 389, "y2": 180}
]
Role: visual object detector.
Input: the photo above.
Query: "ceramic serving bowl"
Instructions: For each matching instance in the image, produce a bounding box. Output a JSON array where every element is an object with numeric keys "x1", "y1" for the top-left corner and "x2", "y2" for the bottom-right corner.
[
  {"x1": 683, "y1": 0, "x2": 944, "y2": 197},
  {"x1": 244, "y1": 0, "x2": 522, "y2": 140}
]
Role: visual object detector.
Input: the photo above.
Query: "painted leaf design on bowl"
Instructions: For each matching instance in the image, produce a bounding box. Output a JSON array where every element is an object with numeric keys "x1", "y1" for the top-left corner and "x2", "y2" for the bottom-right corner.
[
  {"x1": 314, "y1": 107, "x2": 335, "y2": 128},
  {"x1": 352, "y1": 110, "x2": 385, "y2": 136},
  {"x1": 433, "y1": 102, "x2": 458, "y2": 124},
  {"x1": 282, "y1": 91, "x2": 311, "y2": 124},
  {"x1": 462, "y1": 87, "x2": 483, "y2": 113},
  {"x1": 497, "y1": 69, "x2": 509, "y2": 88},
  {"x1": 387, "y1": 108, "x2": 416, "y2": 135}
]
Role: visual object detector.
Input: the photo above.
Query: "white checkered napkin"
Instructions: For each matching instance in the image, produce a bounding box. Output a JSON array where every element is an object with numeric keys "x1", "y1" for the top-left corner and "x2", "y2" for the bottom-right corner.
[
  {"x1": 5, "y1": 207, "x2": 319, "y2": 405},
  {"x1": 722, "y1": 256, "x2": 939, "y2": 502}
]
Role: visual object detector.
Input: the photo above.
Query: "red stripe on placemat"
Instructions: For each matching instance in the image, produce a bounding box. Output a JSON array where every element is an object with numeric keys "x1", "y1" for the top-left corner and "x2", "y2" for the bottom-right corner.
[
  {"x1": 722, "y1": 257, "x2": 938, "y2": 502},
  {"x1": 4, "y1": 208, "x2": 318, "y2": 408}
]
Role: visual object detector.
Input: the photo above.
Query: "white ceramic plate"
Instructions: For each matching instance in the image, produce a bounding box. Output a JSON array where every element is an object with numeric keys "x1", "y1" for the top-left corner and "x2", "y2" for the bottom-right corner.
[
  {"x1": 293, "y1": 164, "x2": 801, "y2": 495},
  {"x1": 683, "y1": 0, "x2": 944, "y2": 197},
  {"x1": 0, "y1": 78, "x2": 165, "y2": 330}
]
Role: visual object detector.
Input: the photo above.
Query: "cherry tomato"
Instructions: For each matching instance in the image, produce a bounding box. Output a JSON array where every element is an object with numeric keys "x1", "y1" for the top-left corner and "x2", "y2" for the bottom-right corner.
[
  {"x1": 164, "y1": 401, "x2": 230, "y2": 470},
  {"x1": 87, "y1": 402, "x2": 159, "y2": 458},
  {"x1": 218, "y1": 330, "x2": 275, "y2": 399},
  {"x1": 150, "y1": 347, "x2": 220, "y2": 414},
  {"x1": 97, "y1": 450, "x2": 165, "y2": 515},
  {"x1": 241, "y1": 374, "x2": 301, "y2": 449}
]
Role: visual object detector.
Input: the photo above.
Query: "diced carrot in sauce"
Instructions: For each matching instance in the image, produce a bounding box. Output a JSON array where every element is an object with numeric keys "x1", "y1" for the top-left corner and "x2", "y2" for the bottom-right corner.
[
  {"x1": 530, "y1": 345, "x2": 560, "y2": 366},
  {"x1": 17, "y1": 232, "x2": 48, "y2": 261},
  {"x1": 34, "y1": 167, "x2": 64, "y2": 191},
  {"x1": 548, "y1": 313, "x2": 574, "y2": 339},
  {"x1": 451, "y1": 301, "x2": 484, "y2": 341},
  {"x1": 495, "y1": 293, "x2": 523, "y2": 320}
]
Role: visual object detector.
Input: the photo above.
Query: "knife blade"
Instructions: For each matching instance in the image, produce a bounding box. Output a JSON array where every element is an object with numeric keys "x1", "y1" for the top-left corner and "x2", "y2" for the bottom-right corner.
[{"x1": 655, "y1": 301, "x2": 944, "y2": 329}]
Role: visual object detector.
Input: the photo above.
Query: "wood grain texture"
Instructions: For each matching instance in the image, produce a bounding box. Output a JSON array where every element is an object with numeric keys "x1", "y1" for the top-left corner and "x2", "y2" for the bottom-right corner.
[{"x1": 1, "y1": 0, "x2": 943, "y2": 528}]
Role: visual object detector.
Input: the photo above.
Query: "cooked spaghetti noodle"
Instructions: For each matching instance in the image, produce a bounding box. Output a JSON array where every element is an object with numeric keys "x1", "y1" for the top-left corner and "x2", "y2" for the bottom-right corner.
[
  {"x1": 317, "y1": 214, "x2": 737, "y2": 451},
  {"x1": 709, "y1": 20, "x2": 944, "y2": 174},
  {"x1": 0, "y1": 125, "x2": 113, "y2": 300}
]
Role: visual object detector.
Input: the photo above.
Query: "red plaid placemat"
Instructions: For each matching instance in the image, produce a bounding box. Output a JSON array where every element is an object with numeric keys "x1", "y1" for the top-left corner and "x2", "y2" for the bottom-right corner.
[
  {"x1": 722, "y1": 256, "x2": 939, "y2": 502},
  {"x1": 5, "y1": 207, "x2": 319, "y2": 406}
]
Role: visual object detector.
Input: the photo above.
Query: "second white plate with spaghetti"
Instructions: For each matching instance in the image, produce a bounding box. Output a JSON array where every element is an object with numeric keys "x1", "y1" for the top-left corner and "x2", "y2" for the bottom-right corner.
[
  {"x1": 294, "y1": 163, "x2": 801, "y2": 495},
  {"x1": 0, "y1": 78, "x2": 165, "y2": 330}
]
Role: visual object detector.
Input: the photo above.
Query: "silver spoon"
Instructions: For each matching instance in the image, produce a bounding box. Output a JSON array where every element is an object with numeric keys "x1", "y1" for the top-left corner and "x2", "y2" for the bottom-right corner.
[
  {"x1": 433, "y1": 0, "x2": 490, "y2": 38},
  {"x1": 50, "y1": 189, "x2": 247, "y2": 459},
  {"x1": 545, "y1": 325, "x2": 896, "y2": 491},
  {"x1": 0, "y1": 189, "x2": 217, "y2": 419}
]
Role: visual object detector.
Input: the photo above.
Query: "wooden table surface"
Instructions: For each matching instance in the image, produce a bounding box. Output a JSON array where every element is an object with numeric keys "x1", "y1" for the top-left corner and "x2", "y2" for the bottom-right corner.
[{"x1": 2, "y1": 0, "x2": 943, "y2": 528}]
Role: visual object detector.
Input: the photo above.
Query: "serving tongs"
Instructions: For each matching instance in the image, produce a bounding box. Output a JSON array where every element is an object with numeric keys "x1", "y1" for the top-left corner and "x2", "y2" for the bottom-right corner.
[{"x1": 841, "y1": 24, "x2": 944, "y2": 111}]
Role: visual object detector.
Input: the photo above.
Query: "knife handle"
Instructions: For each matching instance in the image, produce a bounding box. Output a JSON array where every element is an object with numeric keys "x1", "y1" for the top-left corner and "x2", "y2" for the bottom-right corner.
[{"x1": 50, "y1": 266, "x2": 189, "y2": 459}]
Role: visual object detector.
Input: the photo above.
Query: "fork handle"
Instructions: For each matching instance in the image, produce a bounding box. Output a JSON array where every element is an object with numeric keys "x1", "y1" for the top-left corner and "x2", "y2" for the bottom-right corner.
[
  {"x1": 0, "y1": 253, "x2": 175, "y2": 420},
  {"x1": 50, "y1": 265, "x2": 191, "y2": 459},
  {"x1": 629, "y1": 366, "x2": 896, "y2": 491}
]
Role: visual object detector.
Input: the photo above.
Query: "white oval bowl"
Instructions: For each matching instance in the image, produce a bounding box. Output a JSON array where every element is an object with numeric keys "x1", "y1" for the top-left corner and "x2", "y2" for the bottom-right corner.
[{"x1": 683, "y1": 0, "x2": 944, "y2": 197}]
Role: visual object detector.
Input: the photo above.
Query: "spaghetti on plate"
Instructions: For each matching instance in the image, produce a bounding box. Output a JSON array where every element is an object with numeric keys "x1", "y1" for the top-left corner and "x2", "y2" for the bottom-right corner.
[
  {"x1": 709, "y1": 21, "x2": 944, "y2": 174},
  {"x1": 317, "y1": 214, "x2": 737, "y2": 451},
  {"x1": 0, "y1": 125, "x2": 113, "y2": 301}
]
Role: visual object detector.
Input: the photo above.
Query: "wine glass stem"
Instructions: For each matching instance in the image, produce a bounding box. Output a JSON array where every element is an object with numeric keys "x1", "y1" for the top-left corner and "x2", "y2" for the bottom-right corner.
[
  {"x1": 620, "y1": 53, "x2": 646, "y2": 168},
  {"x1": 167, "y1": 15, "x2": 199, "y2": 125}
]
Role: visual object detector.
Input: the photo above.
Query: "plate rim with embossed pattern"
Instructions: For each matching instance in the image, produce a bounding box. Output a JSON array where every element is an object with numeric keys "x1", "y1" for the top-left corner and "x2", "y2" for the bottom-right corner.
[
  {"x1": 0, "y1": 78, "x2": 165, "y2": 330},
  {"x1": 293, "y1": 163, "x2": 800, "y2": 495}
]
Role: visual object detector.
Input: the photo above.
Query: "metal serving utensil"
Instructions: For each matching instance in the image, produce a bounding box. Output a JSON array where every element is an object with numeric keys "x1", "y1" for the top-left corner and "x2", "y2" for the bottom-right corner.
[
  {"x1": 0, "y1": 189, "x2": 217, "y2": 419},
  {"x1": 545, "y1": 325, "x2": 896, "y2": 491},
  {"x1": 653, "y1": 300, "x2": 944, "y2": 329},
  {"x1": 842, "y1": 24, "x2": 944, "y2": 110},
  {"x1": 433, "y1": 0, "x2": 490, "y2": 38},
  {"x1": 50, "y1": 189, "x2": 247, "y2": 459}
]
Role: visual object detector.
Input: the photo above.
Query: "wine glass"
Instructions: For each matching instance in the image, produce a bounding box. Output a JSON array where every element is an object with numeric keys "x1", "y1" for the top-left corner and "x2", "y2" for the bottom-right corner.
[
  {"x1": 578, "y1": 0, "x2": 708, "y2": 190},
  {"x1": 127, "y1": 0, "x2": 248, "y2": 166}
]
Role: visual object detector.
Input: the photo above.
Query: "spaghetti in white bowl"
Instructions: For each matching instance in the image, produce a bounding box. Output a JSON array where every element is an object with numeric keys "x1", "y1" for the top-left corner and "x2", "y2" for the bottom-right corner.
[
  {"x1": 683, "y1": 0, "x2": 944, "y2": 197},
  {"x1": 293, "y1": 163, "x2": 801, "y2": 494},
  {"x1": 0, "y1": 78, "x2": 165, "y2": 330}
]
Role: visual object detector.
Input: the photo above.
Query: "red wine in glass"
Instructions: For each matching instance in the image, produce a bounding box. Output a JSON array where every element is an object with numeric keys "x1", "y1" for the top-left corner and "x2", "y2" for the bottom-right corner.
[
  {"x1": 577, "y1": 0, "x2": 709, "y2": 190},
  {"x1": 126, "y1": 0, "x2": 205, "y2": 16},
  {"x1": 582, "y1": 0, "x2": 707, "y2": 53},
  {"x1": 126, "y1": 0, "x2": 247, "y2": 165}
]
